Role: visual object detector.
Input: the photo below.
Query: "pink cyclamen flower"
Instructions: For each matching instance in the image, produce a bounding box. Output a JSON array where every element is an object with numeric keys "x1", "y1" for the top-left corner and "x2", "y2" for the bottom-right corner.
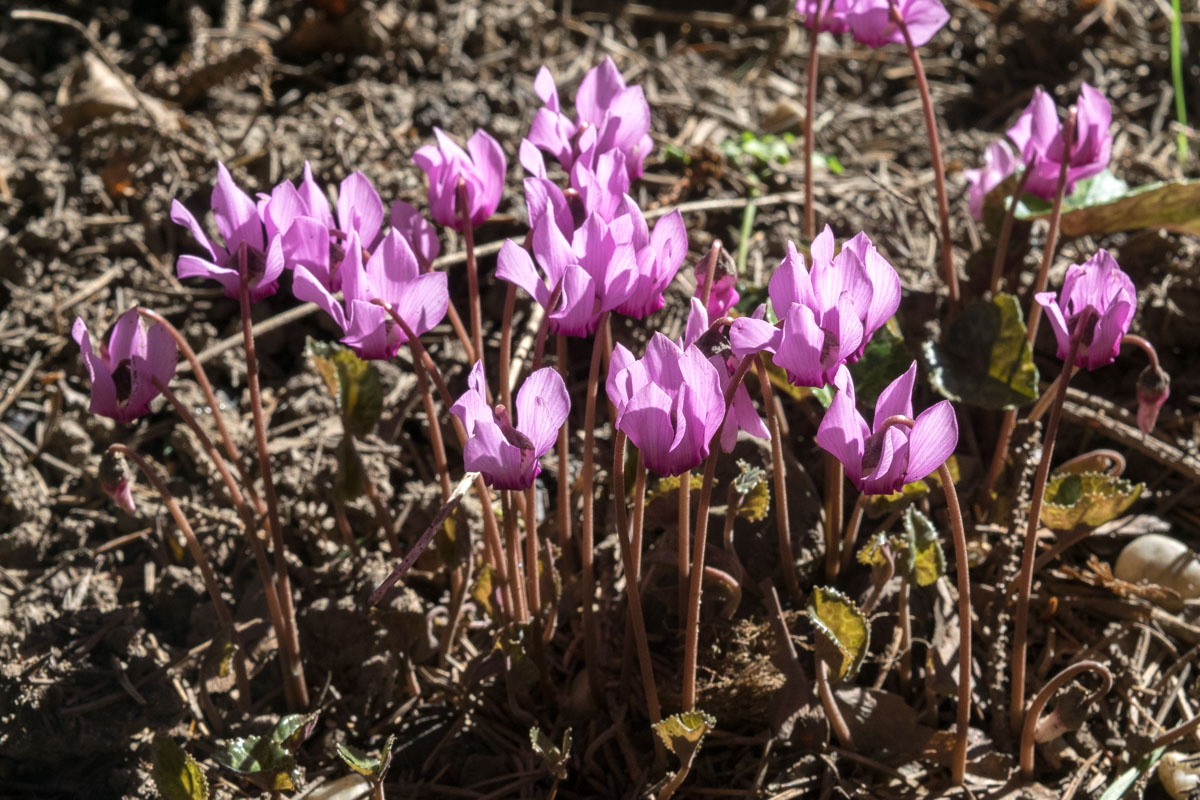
[
  {"x1": 681, "y1": 298, "x2": 769, "y2": 452},
  {"x1": 612, "y1": 200, "x2": 687, "y2": 319},
  {"x1": 528, "y1": 58, "x2": 653, "y2": 180},
  {"x1": 1006, "y1": 83, "x2": 1112, "y2": 199},
  {"x1": 1034, "y1": 250, "x2": 1135, "y2": 371},
  {"x1": 451, "y1": 362, "x2": 570, "y2": 490},
  {"x1": 412, "y1": 128, "x2": 506, "y2": 230},
  {"x1": 845, "y1": 0, "x2": 950, "y2": 48},
  {"x1": 496, "y1": 209, "x2": 638, "y2": 337},
  {"x1": 293, "y1": 229, "x2": 448, "y2": 361},
  {"x1": 171, "y1": 162, "x2": 283, "y2": 302},
  {"x1": 817, "y1": 362, "x2": 957, "y2": 494},
  {"x1": 965, "y1": 139, "x2": 1019, "y2": 220},
  {"x1": 262, "y1": 166, "x2": 440, "y2": 291},
  {"x1": 606, "y1": 332, "x2": 725, "y2": 476},
  {"x1": 795, "y1": 0, "x2": 853, "y2": 33},
  {"x1": 73, "y1": 309, "x2": 177, "y2": 423},
  {"x1": 729, "y1": 226, "x2": 901, "y2": 388},
  {"x1": 100, "y1": 449, "x2": 136, "y2": 514}
]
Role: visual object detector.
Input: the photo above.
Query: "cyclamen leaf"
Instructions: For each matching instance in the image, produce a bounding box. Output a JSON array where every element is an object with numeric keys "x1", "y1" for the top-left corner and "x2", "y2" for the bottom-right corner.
[
  {"x1": 336, "y1": 743, "x2": 381, "y2": 777},
  {"x1": 652, "y1": 711, "x2": 716, "y2": 757},
  {"x1": 923, "y1": 292, "x2": 1039, "y2": 410},
  {"x1": 215, "y1": 712, "x2": 319, "y2": 792},
  {"x1": 1016, "y1": 173, "x2": 1200, "y2": 239},
  {"x1": 807, "y1": 587, "x2": 869, "y2": 680},
  {"x1": 1042, "y1": 472, "x2": 1143, "y2": 530},
  {"x1": 732, "y1": 460, "x2": 770, "y2": 523},
  {"x1": 902, "y1": 507, "x2": 945, "y2": 587},
  {"x1": 152, "y1": 736, "x2": 209, "y2": 800},
  {"x1": 305, "y1": 338, "x2": 383, "y2": 437},
  {"x1": 529, "y1": 727, "x2": 572, "y2": 780}
]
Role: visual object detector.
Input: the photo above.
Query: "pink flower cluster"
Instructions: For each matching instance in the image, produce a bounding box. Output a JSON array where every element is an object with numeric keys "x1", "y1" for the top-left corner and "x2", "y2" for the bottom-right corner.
[{"x1": 796, "y1": 0, "x2": 950, "y2": 47}]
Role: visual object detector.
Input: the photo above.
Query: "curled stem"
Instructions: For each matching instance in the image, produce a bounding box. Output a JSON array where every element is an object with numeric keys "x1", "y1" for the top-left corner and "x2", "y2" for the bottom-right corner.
[
  {"x1": 889, "y1": 0, "x2": 958, "y2": 311},
  {"x1": 107, "y1": 444, "x2": 251, "y2": 708},
  {"x1": 1010, "y1": 310, "x2": 1092, "y2": 734},
  {"x1": 1019, "y1": 659, "x2": 1112, "y2": 778}
]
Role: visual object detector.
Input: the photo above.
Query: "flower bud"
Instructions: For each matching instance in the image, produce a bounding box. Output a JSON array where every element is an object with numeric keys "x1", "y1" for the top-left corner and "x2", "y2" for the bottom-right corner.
[
  {"x1": 1136, "y1": 364, "x2": 1170, "y2": 435},
  {"x1": 99, "y1": 449, "x2": 136, "y2": 514}
]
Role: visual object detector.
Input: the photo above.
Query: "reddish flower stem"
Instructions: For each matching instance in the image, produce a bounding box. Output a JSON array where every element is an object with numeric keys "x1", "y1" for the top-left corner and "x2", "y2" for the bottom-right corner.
[
  {"x1": 890, "y1": 1, "x2": 959, "y2": 312},
  {"x1": 753, "y1": 356, "x2": 798, "y2": 601},
  {"x1": 499, "y1": 283, "x2": 517, "y2": 412},
  {"x1": 1019, "y1": 660, "x2": 1111, "y2": 778},
  {"x1": 699, "y1": 240, "x2": 721, "y2": 308},
  {"x1": 155, "y1": 379, "x2": 293, "y2": 687},
  {"x1": 1122, "y1": 334, "x2": 1161, "y2": 372},
  {"x1": 375, "y1": 300, "x2": 514, "y2": 617},
  {"x1": 530, "y1": 282, "x2": 563, "y2": 374},
  {"x1": 678, "y1": 469, "x2": 691, "y2": 621},
  {"x1": 555, "y1": 334, "x2": 572, "y2": 553},
  {"x1": 237, "y1": 251, "x2": 308, "y2": 711},
  {"x1": 988, "y1": 160, "x2": 1033, "y2": 297},
  {"x1": 108, "y1": 444, "x2": 252, "y2": 709},
  {"x1": 682, "y1": 354, "x2": 754, "y2": 711},
  {"x1": 838, "y1": 493, "x2": 868, "y2": 578},
  {"x1": 613, "y1": 430, "x2": 663, "y2": 723},
  {"x1": 522, "y1": 484, "x2": 541, "y2": 617},
  {"x1": 980, "y1": 108, "x2": 1077, "y2": 511},
  {"x1": 823, "y1": 454, "x2": 844, "y2": 580},
  {"x1": 1010, "y1": 310, "x2": 1092, "y2": 734},
  {"x1": 456, "y1": 180, "x2": 485, "y2": 373},
  {"x1": 580, "y1": 312, "x2": 610, "y2": 701},
  {"x1": 802, "y1": 3, "x2": 823, "y2": 241},
  {"x1": 136, "y1": 308, "x2": 264, "y2": 516},
  {"x1": 503, "y1": 490, "x2": 530, "y2": 623}
]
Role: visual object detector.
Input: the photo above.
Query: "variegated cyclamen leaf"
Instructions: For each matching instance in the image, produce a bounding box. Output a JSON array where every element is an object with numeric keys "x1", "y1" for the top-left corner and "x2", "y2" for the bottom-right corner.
[
  {"x1": 1043, "y1": 471, "x2": 1143, "y2": 530},
  {"x1": 807, "y1": 587, "x2": 869, "y2": 680},
  {"x1": 902, "y1": 507, "x2": 946, "y2": 587},
  {"x1": 152, "y1": 736, "x2": 208, "y2": 800}
]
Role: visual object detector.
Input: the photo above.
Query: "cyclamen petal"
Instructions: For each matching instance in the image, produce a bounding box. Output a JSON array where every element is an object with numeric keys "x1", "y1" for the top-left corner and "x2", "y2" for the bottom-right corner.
[
  {"x1": 73, "y1": 310, "x2": 177, "y2": 423},
  {"x1": 413, "y1": 127, "x2": 506, "y2": 230},
  {"x1": 846, "y1": 0, "x2": 950, "y2": 48}
]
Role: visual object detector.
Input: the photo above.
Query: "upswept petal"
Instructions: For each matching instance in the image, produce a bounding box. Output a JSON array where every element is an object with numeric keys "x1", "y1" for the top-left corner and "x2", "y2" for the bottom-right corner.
[
  {"x1": 106, "y1": 308, "x2": 146, "y2": 364},
  {"x1": 337, "y1": 171, "x2": 384, "y2": 246},
  {"x1": 497, "y1": 239, "x2": 551, "y2": 308},
  {"x1": 451, "y1": 361, "x2": 493, "y2": 435},
  {"x1": 177, "y1": 255, "x2": 240, "y2": 298},
  {"x1": 467, "y1": 129, "x2": 506, "y2": 224},
  {"x1": 534, "y1": 65, "x2": 560, "y2": 111},
  {"x1": 299, "y1": 162, "x2": 334, "y2": 227},
  {"x1": 263, "y1": 180, "x2": 305, "y2": 241},
  {"x1": 292, "y1": 265, "x2": 347, "y2": 331},
  {"x1": 621, "y1": 383, "x2": 679, "y2": 476},
  {"x1": 904, "y1": 400, "x2": 957, "y2": 482},
  {"x1": 283, "y1": 216, "x2": 333, "y2": 286},
  {"x1": 212, "y1": 162, "x2": 263, "y2": 253},
  {"x1": 144, "y1": 321, "x2": 178, "y2": 386},
  {"x1": 170, "y1": 199, "x2": 223, "y2": 262},
  {"x1": 607, "y1": 343, "x2": 636, "y2": 418},
  {"x1": 873, "y1": 361, "x2": 917, "y2": 430},
  {"x1": 388, "y1": 200, "x2": 441, "y2": 270},
  {"x1": 389, "y1": 272, "x2": 449, "y2": 341},
  {"x1": 810, "y1": 225, "x2": 836, "y2": 267},
  {"x1": 515, "y1": 367, "x2": 570, "y2": 456},
  {"x1": 341, "y1": 299, "x2": 394, "y2": 360},
  {"x1": 1034, "y1": 290, "x2": 1072, "y2": 362},
  {"x1": 575, "y1": 56, "x2": 626, "y2": 126},
  {"x1": 684, "y1": 297, "x2": 709, "y2": 350},
  {"x1": 769, "y1": 241, "x2": 813, "y2": 314},
  {"x1": 550, "y1": 264, "x2": 600, "y2": 336},
  {"x1": 774, "y1": 304, "x2": 827, "y2": 387},
  {"x1": 73, "y1": 318, "x2": 118, "y2": 419},
  {"x1": 816, "y1": 369, "x2": 867, "y2": 477},
  {"x1": 729, "y1": 314, "x2": 782, "y2": 357}
]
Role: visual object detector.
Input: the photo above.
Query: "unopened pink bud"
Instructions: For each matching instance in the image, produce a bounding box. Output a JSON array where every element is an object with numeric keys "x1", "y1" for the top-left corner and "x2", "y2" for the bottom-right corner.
[{"x1": 99, "y1": 450, "x2": 136, "y2": 514}]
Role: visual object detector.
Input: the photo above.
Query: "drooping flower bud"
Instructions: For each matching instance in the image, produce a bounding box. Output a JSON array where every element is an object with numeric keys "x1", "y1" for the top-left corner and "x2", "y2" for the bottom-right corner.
[
  {"x1": 1135, "y1": 364, "x2": 1170, "y2": 435},
  {"x1": 100, "y1": 449, "x2": 136, "y2": 514}
]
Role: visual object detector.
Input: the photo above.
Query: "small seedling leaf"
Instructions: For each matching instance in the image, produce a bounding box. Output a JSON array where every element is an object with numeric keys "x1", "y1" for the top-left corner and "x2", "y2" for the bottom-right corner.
[
  {"x1": 902, "y1": 507, "x2": 945, "y2": 587},
  {"x1": 215, "y1": 712, "x2": 318, "y2": 792},
  {"x1": 652, "y1": 711, "x2": 716, "y2": 757},
  {"x1": 152, "y1": 736, "x2": 209, "y2": 800},
  {"x1": 732, "y1": 460, "x2": 770, "y2": 522},
  {"x1": 1043, "y1": 472, "x2": 1143, "y2": 530},
  {"x1": 530, "y1": 727, "x2": 572, "y2": 780},
  {"x1": 336, "y1": 743, "x2": 381, "y2": 777},
  {"x1": 807, "y1": 586, "x2": 869, "y2": 680},
  {"x1": 923, "y1": 292, "x2": 1039, "y2": 409}
]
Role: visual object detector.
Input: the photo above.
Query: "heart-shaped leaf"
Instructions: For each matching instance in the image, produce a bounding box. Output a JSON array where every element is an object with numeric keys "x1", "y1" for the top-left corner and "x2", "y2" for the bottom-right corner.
[
  {"x1": 215, "y1": 712, "x2": 319, "y2": 792},
  {"x1": 305, "y1": 338, "x2": 383, "y2": 438},
  {"x1": 152, "y1": 736, "x2": 208, "y2": 800},
  {"x1": 1042, "y1": 471, "x2": 1143, "y2": 530},
  {"x1": 923, "y1": 292, "x2": 1038, "y2": 409},
  {"x1": 807, "y1": 586, "x2": 869, "y2": 680},
  {"x1": 1016, "y1": 173, "x2": 1200, "y2": 238}
]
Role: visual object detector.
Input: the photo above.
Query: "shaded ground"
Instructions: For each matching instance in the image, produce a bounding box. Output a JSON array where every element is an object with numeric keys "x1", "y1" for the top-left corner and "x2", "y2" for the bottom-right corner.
[{"x1": 1, "y1": 0, "x2": 1199, "y2": 798}]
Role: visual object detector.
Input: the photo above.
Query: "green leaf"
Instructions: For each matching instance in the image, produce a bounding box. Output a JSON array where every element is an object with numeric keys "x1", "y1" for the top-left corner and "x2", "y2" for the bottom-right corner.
[
  {"x1": 529, "y1": 727, "x2": 572, "y2": 780},
  {"x1": 843, "y1": 318, "x2": 911, "y2": 409},
  {"x1": 336, "y1": 735, "x2": 394, "y2": 780},
  {"x1": 923, "y1": 292, "x2": 1039, "y2": 409},
  {"x1": 902, "y1": 507, "x2": 945, "y2": 587},
  {"x1": 305, "y1": 338, "x2": 383, "y2": 437},
  {"x1": 215, "y1": 713, "x2": 319, "y2": 792},
  {"x1": 152, "y1": 736, "x2": 209, "y2": 800},
  {"x1": 857, "y1": 531, "x2": 905, "y2": 568},
  {"x1": 807, "y1": 586, "x2": 869, "y2": 680},
  {"x1": 1098, "y1": 746, "x2": 1166, "y2": 800},
  {"x1": 652, "y1": 711, "x2": 716, "y2": 757},
  {"x1": 865, "y1": 480, "x2": 929, "y2": 518},
  {"x1": 1042, "y1": 472, "x2": 1143, "y2": 530},
  {"x1": 732, "y1": 460, "x2": 770, "y2": 523},
  {"x1": 812, "y1": 152, "x2": 844, "y2": 174},
  {"x1": 1017, "y1": 174, "x2": 1200, "y2": 238}
]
